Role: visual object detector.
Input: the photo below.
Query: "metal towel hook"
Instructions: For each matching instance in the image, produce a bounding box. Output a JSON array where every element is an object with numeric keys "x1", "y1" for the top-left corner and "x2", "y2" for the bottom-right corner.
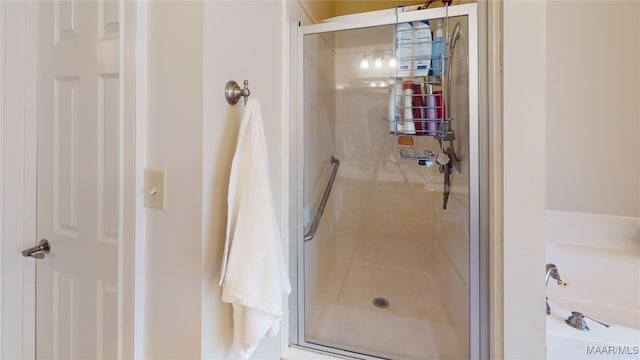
[{"x1": 225, "y1": 80, "x2": 251, "y2": 105}]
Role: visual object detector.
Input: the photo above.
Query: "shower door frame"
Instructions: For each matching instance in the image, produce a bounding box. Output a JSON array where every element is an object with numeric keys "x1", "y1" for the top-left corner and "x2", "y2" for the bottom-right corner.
[{"x1": 290, "y1": 3, "x2": 482, "y2": 360}]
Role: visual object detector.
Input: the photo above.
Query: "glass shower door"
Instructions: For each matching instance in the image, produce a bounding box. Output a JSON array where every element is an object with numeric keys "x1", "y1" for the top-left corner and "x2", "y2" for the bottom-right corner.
[{"x1": 294, "y1": 5, "x2": 480, "y2": 360}]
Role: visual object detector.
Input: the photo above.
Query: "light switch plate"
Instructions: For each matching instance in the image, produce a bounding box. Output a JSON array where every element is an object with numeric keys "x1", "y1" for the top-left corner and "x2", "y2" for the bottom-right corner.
[{"x1": 144, "y1": 168, "x2": 166, "y2": 209}]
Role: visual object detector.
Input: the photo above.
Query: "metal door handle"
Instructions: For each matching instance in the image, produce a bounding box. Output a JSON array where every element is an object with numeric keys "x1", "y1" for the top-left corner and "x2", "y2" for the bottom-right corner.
[
  {"x1": 22, "y1": 239, "x2": 50, "y2": 259},
  {"x1": 304, "y1": 156, "x2": 340, "y2": 242}
]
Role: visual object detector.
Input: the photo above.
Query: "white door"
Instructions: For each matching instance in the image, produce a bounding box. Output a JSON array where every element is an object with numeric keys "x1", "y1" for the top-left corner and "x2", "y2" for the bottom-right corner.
[{"x1": 32, "y1": 1, "x2": 135, "y2": 358}]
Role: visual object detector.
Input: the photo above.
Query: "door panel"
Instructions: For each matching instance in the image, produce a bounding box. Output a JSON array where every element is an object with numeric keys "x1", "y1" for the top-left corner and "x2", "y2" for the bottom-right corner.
[
  {"x1": 37, "y1": 1, "x2": 121, "y2": 358},
  {"x1": 296, "y1": 5, "x2": 480, "y2": 359}
]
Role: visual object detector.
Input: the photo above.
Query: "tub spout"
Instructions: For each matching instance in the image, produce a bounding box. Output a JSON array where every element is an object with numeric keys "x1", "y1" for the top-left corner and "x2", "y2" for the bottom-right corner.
[
  {"x1": 546, "y1": 264, "x2": 563, "y2": 314},
  {"x1": 546, "y1": 263, "x2": 562, "y2": 287}
]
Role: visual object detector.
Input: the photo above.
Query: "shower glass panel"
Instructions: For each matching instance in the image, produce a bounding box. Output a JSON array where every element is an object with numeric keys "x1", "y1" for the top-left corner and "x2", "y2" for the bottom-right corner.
[{"x1": 295, "y1": 5, "x2": 479, "y2": 360}]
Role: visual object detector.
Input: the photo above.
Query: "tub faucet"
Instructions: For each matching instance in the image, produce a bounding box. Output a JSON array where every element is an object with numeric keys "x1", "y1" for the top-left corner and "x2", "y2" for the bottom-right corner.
[
  {"x1": 565, "y1": 311, "x2": 610, "y2": 331},
  {"x1": 545, "y1": 264, "x2": 563, "y2": 314},
  {"x1": 546, "y1": 263, "x2": 563, "y2": 287}
]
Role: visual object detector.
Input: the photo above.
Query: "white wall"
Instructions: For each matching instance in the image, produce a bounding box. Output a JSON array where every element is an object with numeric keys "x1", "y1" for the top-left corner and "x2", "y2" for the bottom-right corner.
[
  {"x1": 202, "y1": 1, "x2": 286, "y2": 359},
  {"x1": 145, "y1": 1, "x2": 328, "y2": 358},
  {"x1": 144, "y1": 2, "x2": 203, "y2": 358},
  {"x1": 546, "y1": 0, "x2": 640, "y2": 218},
  {"x1": 502, "y1": 1, "x2": 547, "y2": 359},
  {"x1": 0, "y1": 2, "x2": 37, "y2": 358}
]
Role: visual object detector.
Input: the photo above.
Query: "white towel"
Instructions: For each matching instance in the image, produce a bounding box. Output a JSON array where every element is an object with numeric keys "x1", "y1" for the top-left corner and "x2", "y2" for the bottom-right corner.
[{"x1": 219, "y1": 98, "x2": 291, "y2": 359}]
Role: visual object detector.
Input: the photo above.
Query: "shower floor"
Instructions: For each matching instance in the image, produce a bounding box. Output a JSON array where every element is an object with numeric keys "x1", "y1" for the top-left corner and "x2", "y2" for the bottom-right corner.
[
  {"x1": 305, "y1": 253, "x2": 465, "y2": 360},
  {"x1": 303, "y1": 159, "x2": 468, "y2": 359}
]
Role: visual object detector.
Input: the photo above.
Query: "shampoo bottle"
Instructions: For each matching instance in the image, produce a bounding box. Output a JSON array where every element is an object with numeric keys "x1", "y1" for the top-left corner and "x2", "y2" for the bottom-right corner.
[
  {"x1": 412, "y1": 83, "x2": 426, "y2": 135},
  {"x1": 388, "y1": 80, "x2": 403, "y2": 133},
  {"x1": 434, "y1": 89, "x2": 446, "y2": 120},
  {"x1": 412, "y1": 21, "x2": 432, "y2": 77},
  {"x1": 403, "y1": 81, "x2": 416, "y2": 134},
  {"x1": 424, "y1": 85, "x2": 438, "y2": 135},
  {"x1": 431, "y1": 21, "x2": 445, "y2": 76},
  {"x1": 396, "y1": 22, "x2": 413, "y2": 77}
]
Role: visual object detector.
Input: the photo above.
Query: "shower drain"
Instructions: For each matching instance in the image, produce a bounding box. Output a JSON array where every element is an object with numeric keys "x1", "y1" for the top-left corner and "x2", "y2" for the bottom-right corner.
[{"x1": 373, "y1": 297, "x2": 390, "y2": 309}]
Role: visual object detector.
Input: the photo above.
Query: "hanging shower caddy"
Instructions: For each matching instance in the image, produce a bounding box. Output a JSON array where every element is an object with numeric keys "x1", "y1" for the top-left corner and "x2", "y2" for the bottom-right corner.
[{"x1": 388, "y1": 3, "x2": 456, "y2": 167}]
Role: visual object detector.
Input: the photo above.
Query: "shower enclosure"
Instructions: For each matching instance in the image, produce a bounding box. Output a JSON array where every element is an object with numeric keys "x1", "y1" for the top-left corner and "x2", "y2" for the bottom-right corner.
[{"x1": 290, "y1": 4, "x2": 480, "y2": 359}]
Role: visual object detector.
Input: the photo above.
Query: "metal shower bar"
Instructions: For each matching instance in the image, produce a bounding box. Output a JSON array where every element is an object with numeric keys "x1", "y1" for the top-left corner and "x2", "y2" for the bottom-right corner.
[{"x1": 303, "y1": 155, "x2": 340, "y2": 242}]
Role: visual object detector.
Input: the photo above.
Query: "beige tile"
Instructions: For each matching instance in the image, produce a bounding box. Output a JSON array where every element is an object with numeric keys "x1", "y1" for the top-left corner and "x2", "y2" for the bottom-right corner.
[
  {"x1": 319, "y1": 259, "x2": 350, "y2": 303},
  {"x1": 335, "y1": 236, "x2": 358, "y2": 261},
  {"x1": 376, "y1": 248, "x2": 412, "y2": 270},
  {"x1": 410, "y1": 271, "x2": 449, "y2": 322},
  {"x1": 372, "y1": 267, "x2": 415, "y2": 317},
  {"x1": 309, "y1": 304, "x2": 454, "y2": 360},
  {"x1": 354, "y1": 237, "x2": 427, "y2": 271},
  {"x1": 351, "y1": 241, "x2": 380, "y2": 264},
  {"x1": 338, "y1": 263, "x2": 377, "y2": 310}
]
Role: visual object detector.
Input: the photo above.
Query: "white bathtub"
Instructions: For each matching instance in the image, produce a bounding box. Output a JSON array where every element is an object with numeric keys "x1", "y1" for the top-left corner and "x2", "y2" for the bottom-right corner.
[
  {"x1": 545, "y1": 211, "x2": 640, "y2": 359},
  {"x1": 547, "y1": 301, "x2": 640, "y2": 360}
]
